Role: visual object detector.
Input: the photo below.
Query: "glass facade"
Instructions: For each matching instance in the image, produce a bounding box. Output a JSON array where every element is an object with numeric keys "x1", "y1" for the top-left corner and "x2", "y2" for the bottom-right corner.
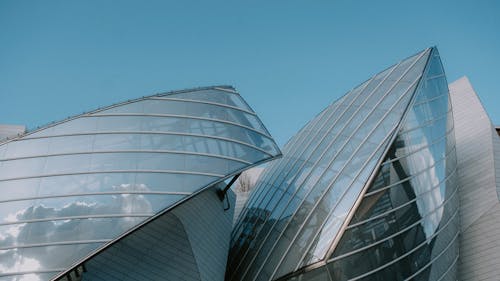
[
  {"x1": 0, "y1": 86, "x2": 280, "y2": 281},
  {"x1": 228, "y1": 48, "x2": 458, "y2": 281}
]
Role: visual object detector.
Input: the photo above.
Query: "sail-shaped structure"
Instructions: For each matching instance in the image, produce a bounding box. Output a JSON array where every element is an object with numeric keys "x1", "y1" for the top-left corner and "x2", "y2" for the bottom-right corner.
[
  {"x1": 0, "y1": 86, "x2": 281, "y2": 281},
  {"x1": 228, "y1": 47, "x2": 458, "y2": 281}
]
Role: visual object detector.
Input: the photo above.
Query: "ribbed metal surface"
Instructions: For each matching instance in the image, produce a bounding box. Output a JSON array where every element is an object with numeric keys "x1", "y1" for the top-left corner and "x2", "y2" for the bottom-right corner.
[
  {"x1": 449, "y1": 76, "x2": 500, "y2": 281},
  {"x1": 172, "y1": 185, "x2": 235, "y2": 281},
  {"x1": 0, "y1": 86, "x2": 280, "y2": 281},
  {"x1": 79, "y1": 184, "x2": 234, "y2": 281}
]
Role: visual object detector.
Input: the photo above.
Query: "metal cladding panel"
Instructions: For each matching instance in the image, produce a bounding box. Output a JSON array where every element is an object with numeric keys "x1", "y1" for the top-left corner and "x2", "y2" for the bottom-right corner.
[
  {"x1": 0, "y1": 86, "x2": 281, "y2": 281},
  {"x1": 449, "y1": 77, "x2": 500, "y2": 281},
  {"x1": 171, "y1": 186, "x2": 235, "y2": 281},
  {"x1": 448, "y1": 77, "x2": 498, "y2": 232},
  {"x1": 228, "y1": 49, "x2": 433, "y2": 281},
  {"x1": 78, "y1": 185, "x2": 233, "y2": 281}
]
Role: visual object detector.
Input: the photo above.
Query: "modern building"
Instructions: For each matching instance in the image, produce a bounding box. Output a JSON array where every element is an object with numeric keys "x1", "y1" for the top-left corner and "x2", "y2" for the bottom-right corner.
[
  {"x1": 229, "y1": 47, "x2": 459, "y2": 281},
  {"x1": 0, "y1": 86, "x2": 281, "y2": 281},
  {"x1": 2, "y1": 47, "x2": 500, "y2": 281}
]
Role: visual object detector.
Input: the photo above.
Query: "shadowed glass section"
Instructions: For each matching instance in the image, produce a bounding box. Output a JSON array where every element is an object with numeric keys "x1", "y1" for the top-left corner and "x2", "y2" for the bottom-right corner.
[
  {"x1": 228, "y1": 49, "x2": 432, "y2": 281},
  {"x1": 0, "y1": 87, "x2": 280, "y2": 280}
]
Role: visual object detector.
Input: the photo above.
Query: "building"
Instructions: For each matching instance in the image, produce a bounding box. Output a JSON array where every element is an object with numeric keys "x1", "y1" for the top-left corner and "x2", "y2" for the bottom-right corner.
[
  {"x1": 0, "y1": 86, "x2": 281, "y2": 281},
  {"x1": 2, "y1": 47, "x2": 500, "y2": 281},
  {"x1": 229, "y1": 47, "x2": 460, "y2": 281}
]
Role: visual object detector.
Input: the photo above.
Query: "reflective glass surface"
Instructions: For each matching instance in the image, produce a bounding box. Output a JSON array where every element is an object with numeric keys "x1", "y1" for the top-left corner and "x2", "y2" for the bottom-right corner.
[
  {"x1": 228, "y1": 49, "x2": 439, "y2": 281},
  {"x1": 0, "y1": 87, "x2": 280, "y2": 280},
  {"x1": 326, "y1": 48, "x2": 458, "y2": 281}
]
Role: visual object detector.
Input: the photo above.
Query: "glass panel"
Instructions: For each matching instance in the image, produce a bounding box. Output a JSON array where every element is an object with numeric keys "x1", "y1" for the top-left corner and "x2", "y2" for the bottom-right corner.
[
  {"x1": 52, "y1": 117, "x2": 98, "y2": 135},
  {"x1": 0, "y1": 158, "x2": 46, "y2": 180},
  {"x1": 48, "y1": 135, "x2": 94, "y2": 154},
  {"x1": 134, "y1": 99, "x2": 264, "y2": 132},
  {"x1": 0, "y1": 178, "x2": 40, "y2": 202},
  {"x1": 45, "y1": 154, "x2": 91, "y2": 174},
  {"x1": 39, "y1": 173, "x2": 212, "y2": 196},
  {"x1": 0, "y1": 248, "x2": 23, "y2": 275},
  {"x1": 4, "y1": 138, "x2": 50, "y2": 159},
  {"x1": 327, "y1": 211, "x2": 458, "y2": 281},
  {"x1": 97, "y1": 101, "x2": 144, "y2": 114},
  {"x1": 0, "y1": 217, "x2": 146, "y2": 249},
  {"x1": 95, "y1": 116, "x2": 143, "y2": 131},
  {"x1": 19, "y1": 243, "x2": 104, "y2": 272},
  {"x1": 31, "y1": 194, "x2": 184, "y2": 219},
  {"x1": 170, "y1": 89, "x2": 252, "y2": 110}
]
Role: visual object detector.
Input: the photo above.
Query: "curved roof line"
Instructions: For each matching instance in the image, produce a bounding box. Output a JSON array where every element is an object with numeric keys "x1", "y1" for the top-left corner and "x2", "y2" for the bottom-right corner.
[{"x1": 0, "y1": 85, "x2": 240, "y2": 145}]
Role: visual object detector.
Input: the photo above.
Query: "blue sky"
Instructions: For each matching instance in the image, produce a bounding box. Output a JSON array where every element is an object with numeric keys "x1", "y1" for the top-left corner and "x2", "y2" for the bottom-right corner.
[{"x1": 1, "y1": 0, "x2": 499, "y2": 146}]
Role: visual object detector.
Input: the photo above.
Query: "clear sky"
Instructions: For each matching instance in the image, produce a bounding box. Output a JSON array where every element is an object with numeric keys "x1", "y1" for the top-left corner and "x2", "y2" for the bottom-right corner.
[{"x1": 1, "y1": 0, "x2": 499, "y2": 147}]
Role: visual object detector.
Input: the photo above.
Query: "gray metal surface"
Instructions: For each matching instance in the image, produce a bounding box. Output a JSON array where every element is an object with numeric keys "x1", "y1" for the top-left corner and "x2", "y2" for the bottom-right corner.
[
  {"x1": 78, "y1": 185, "x2": 233, "y2": 281},
  {"x1": 449, "y1": 76, "x2": 500, "y2": 281}
]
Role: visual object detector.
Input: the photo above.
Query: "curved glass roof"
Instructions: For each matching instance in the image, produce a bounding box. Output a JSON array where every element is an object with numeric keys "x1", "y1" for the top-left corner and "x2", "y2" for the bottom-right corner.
[{"x1": 0, "y1": 86, "x2": 281, "y2": 281}]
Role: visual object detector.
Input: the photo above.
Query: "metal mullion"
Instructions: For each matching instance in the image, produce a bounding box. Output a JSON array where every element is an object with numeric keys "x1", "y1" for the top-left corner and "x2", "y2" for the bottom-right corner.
[
  {"x1": 422, "y1": 73, "x2": 446, "y2": 81},
  {"x1": 346, "y1": 211, "x2": 459, "y2": 281},
  {"x1": 0, "y1": 190, "x2": 191, "y2": 204},
  {"x1": 150, "y1": 97, "x2": 257, "y2": 116},
  {"x1": 0, "y1": 270, "x2": 66, "y2": 277},
  {"x1": 1, "y1": 239, "x2": 109, "y2": 251},
  {"x1": 89, "y1": 112, "x2": 273, "y2": 139},
  {"x1": 348, "y1": 166, "x2": 457, "y2": 230},
  {"x1": 213, "y1": 86, "x2": 238, "y2": 94},
  {"x1": 267, "y1": 55, "x2": 426, "y2": 280},
  {"x1": 231, "y1": 95, "x2": 350, "y2": 245},
  {"x1": 19, "y1": 131, "x2": 275, "y2": 158},
  {"x1": 241, "y1": 60, "x2": 400, "y2": 280},
  {"x1": 365, "y1": 145, "x2": 456, "y2": 197},
  {"x1": 231, "y1": 73, "x2": 380, "y2": 280},
  {"x1": 0, "y1": 149, "x2": 252, "y2": 165},
  {"x1": 412, "y1": 91, "x2": 448, "y2": 107},
  {"x1": 330, "y1": 184, "x2": 459, "y2": 262},
  {"x1": 0, "y1": 169, "x2": 224, "y2": 183},
  {"x1": 0, "y1": 213, "x2": 152, "y2": 226}
]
